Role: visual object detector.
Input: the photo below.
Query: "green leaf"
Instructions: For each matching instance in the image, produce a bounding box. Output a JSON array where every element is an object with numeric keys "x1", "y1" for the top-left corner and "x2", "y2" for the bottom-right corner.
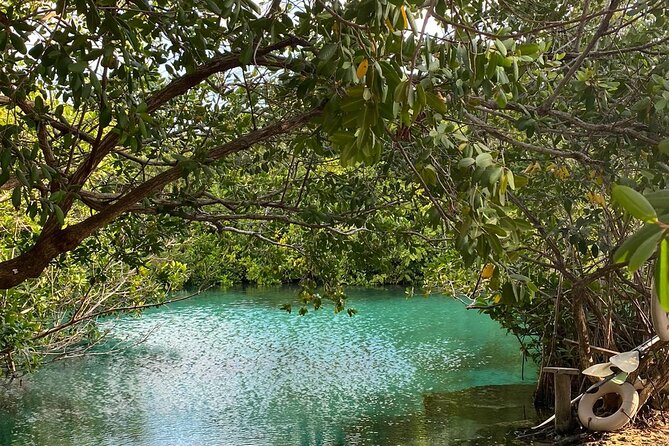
[
  {"x1": 457, "y1": 157, "x2": 475, "y2": 168},
  {"x1": 49, "y1": 190, "x2": 66, "y2": 203},
  {"x1": 614, "y1": 223, "x2": 662, "y2": 264},
  {"x1": 659, "y1": 138, "x2": 669, "y2": 155},
  {"x1": 486, "y1": 166, "x2": 503, "y2": 186},
  {"x1": 632, "y1": 97, "x2": 651, "y2": 112},
  {"x1": 100, "y1": 106, "x2": 113, "y2": 128},
  {"x1": 378, "y1": 61, "x2": 401, "y2": 90},
  {"x1": 645, "y1": 190, "x2": 669, "y2": 211},
  {"x1": 506, "y1": 169, "x2": 515, "y2": 190},
  {"x1": 612, "y1": 184, "x2": 657, "y2": 222},
  {"x1": 422, "y1": 164, "x2": 437, "y2": 186},
  {"x1": 483, "y1": 223, "x2": 507, "y2": 236},
  {"x1": 329, "y1": 131, "x2": 355, "y2": 147},
  {"x1": 68, "y1": 61, "x2": 87, "y2": 73},
  {"x1": 9, "y1": 32, "x2": 27, "y2": 54},
  {"x1": 318, "y1": 44, "x2": 338, "y2": 62},
  {"x1": 655, "y1": 238, "x2": 669, "y2": 312},
  {"x1": 415, "y1": 83, "x2": 426, "y2": 108},
  {"x1": 28, "y1": 42, "x2": 44, "y2": 59},
  {"x1": 475, "y1": 152, "x2": 493, "y2": 168},
  {"x1": 628, "y1": 229, "x2": 663, "y2": 271},
  {"x1": 54, "y1": 205, "x2": 65, "y2": 227},
  {"x1": 425, "y1": 91, "x2": 447, "y2": 114},
  {"x1": 340, "y1": 95, "x2": 365, "y2": 112},
  {"x1": 204, "y1": 0, "x2": 222, "y2": 14},
  {"x1": 496, "y1": 66, "x2": 509, "y2": 84},
  {"x1": 11, "y1": 185, "x2": 21, "y2": 209},
  {"x1": 494, "y1": 39, "x2": 507, "y2": 57},
  {"x1": 513, "y1": 174, "x2": 528, "y2": 189},
  {"x1": 611, "y1": 372, "x2": 628, "y2": 385},
  {"x1": 517, "y1": 43, "x2": 539, "y2": 56},
  {"x1": 394, "y1": 81, "x2": 408, "y2": 103},
  {"x1": 494, "y1": 89, "x2": 507, "y2": 108}
]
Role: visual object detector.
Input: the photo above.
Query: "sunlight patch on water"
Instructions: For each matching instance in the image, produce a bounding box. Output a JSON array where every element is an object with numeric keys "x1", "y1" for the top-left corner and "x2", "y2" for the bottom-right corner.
[{"x1": 0, "y1": 287, "x2": 536, "y2": 446}]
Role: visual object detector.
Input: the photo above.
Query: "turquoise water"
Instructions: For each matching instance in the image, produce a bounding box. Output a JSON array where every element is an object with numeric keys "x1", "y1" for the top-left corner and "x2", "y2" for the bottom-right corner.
[{"x1": 0, "y1": 287, "x2": 537, "y2": 445}]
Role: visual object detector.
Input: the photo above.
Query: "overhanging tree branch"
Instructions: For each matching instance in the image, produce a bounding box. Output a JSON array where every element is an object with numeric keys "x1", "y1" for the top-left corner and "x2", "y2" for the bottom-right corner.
[
  {"x1": 469, "y1": 98, "x2": 663, "y2": 146},
  {"x1": 539, "y1": 0, "x2": 621, "y2": 111},
  {"x1": 464, "y1": 111, "x2": 600, "y2": 163},
  {"x1": 0, "y1": 108, "x2": 321, "y2": 290},
  {"x1": 48, "y1": 37, "x2": 312, "y2": 231}
]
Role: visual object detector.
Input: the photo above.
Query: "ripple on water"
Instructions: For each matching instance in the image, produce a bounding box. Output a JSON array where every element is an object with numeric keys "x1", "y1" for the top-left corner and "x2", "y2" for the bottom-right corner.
[{"x1": 0, "y1": 287, "x2": 536, "y2": 446}]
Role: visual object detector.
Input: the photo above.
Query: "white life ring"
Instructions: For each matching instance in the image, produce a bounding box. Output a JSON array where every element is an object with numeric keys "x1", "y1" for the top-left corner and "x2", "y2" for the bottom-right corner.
[
  {"x1": 577, "y1": 381, "x2": 639, "y2": 432},
  {"x1": 651, "y1": 283, "x2": 669, "y2": 341}
]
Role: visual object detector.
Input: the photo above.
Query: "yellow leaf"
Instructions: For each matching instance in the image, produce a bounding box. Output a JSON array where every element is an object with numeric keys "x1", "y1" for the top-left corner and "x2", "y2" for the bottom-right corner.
[
  {"x1": 384, "y1": 18, "x2": 395, "y2": 32},
  {"x1": 499, "y1": 170, "x2": 508, "y2": 194},
  {"x1": 523, "y1": 161, "x2": 541, "y2": 175},
  {"x1": 557, "y1": 166, "x2": 570, "y2": 179},
  {"x1": 585, "y1": 191, "x2": 606, "y2": 206},
  {"x1": 493, "y1": 294, "x2": 501, "y2": 303},
  {"x1": 400, "y1": 5, "x2": 408, "y2": 29},
  {"x1": 356, "y1": 59, "x2": 369, "y2": 79},
  {"x1": 481, "y1": 263, "x2": 495, "y2": 279}
]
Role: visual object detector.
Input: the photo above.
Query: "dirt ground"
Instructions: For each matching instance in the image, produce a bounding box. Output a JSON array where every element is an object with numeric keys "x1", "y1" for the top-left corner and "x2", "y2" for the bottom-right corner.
[
  {"x1": 517, "y1": 410, "x2": 669, "y2": 445},
  {"x1": 584, "y1": 412, "x2": 669, "y2": 445}
]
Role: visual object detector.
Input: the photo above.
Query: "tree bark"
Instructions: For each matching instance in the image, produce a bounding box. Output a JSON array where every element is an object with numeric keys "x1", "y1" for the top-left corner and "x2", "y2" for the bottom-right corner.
[
  {"x1": 0, "y1": 108, "x2": 321, "y2": 290},
  {"x1": 573, "y1": 289, "x2": 594, "y2": 373}
]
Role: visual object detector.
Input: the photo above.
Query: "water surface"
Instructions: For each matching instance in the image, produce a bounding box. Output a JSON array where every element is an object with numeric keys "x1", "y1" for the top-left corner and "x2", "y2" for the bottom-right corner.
[{"x1": 0, "y1": 287, "x2": 537, "y2": 445}]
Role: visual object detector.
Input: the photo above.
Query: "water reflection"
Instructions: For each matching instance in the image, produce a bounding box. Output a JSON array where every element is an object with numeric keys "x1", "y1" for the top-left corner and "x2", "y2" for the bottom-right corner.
[
  {"x1": 0, "y1": 287, "x2": 537, "y2": 445},
  {"x1": 346, "y1": 384, "x2": 537, "y2": 446}
]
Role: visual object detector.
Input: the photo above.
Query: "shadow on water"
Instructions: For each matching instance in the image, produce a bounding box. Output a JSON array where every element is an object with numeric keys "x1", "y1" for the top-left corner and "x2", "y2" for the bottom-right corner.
[{"x1": 343, "y1": 384, "x2": 538, "y2": 446}]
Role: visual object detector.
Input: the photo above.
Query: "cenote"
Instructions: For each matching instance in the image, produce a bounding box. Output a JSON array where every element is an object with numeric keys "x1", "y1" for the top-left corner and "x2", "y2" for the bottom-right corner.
[{"x1": 0, "y1": 287, "x2": 538, "y2": 445}]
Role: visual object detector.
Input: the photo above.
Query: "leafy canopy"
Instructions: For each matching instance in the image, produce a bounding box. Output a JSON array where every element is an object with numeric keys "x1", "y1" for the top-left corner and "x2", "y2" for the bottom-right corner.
[{"x1": 1, "y1": 0, "x2": 669, "y2": 386}]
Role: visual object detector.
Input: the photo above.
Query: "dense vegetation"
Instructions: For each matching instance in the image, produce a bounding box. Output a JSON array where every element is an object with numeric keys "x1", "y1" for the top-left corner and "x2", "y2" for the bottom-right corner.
[{"x1": 1, "y1": 0, "x2": 669, "y2": 413}]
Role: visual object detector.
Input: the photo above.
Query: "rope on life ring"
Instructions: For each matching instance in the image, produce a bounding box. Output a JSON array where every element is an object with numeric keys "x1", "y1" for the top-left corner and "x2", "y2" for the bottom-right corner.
[
  {"x1": 577, "y1": 381, "x2": 639, "y2": 432},
  {"x1": 651, "y1": 283, "x2": 669, "y2": 341}
]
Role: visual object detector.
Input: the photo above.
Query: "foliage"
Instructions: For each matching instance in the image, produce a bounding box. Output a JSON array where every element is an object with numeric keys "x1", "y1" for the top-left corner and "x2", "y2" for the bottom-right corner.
[
  {"x1": 0, "y1": 0, "x2": 668, "y2": 411},
  {"x1": 0, "y1": 202, "x2": 189, "y2": 374}
]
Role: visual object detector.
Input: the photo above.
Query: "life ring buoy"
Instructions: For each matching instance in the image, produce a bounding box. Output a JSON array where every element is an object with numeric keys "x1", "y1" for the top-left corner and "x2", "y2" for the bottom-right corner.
[
  {"x1": 577, "y1": 381, "x2": 639, "y2": 432},
  {"x1": 651, "y1": 283, "x2": 669, "y2": 341}
]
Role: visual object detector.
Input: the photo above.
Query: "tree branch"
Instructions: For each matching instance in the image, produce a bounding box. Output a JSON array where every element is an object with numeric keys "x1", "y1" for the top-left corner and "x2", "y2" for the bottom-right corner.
[
  {"x1": 464, "y1": 111, "x2": 600, "y2": 163},
  {"x1": 469, "y1": 98, "x2": 662, "y2": 146},
  {"x1": 539, "y1": 0, "x2": 621, "y2": 111},
  {"x1": 0, "y1": 108, "x2": 321, "y2": 290},
  {"x1": 50, "y1": 36, "x2": 311, "y2": 235}
]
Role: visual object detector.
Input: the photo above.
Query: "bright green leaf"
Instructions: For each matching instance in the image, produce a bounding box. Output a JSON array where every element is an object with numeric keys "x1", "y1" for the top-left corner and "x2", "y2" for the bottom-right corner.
[
  {"x1": 494, "y1": 39, "x2": 507, "y2": 57},
  {"x1": 475, "y1": 153, "x2": 493, "y2": 168},
  {"x1": 655, "y1": 238, "x2": 669, "y2": 312},
  {"x1": 614, "y1": 222, "x2": 663, "y2": 264},
  {"x1": 628, "y1": 229, "x2": 663, "y2": 271},
  {"x1": 612, "y1": 184, "x2": 657, "y2": 222}
]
